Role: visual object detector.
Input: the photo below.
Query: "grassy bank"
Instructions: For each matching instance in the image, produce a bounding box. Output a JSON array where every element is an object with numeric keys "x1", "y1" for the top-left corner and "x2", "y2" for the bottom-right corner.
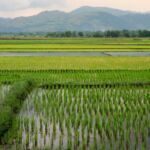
[{"x1": 0, "y1": 80, "x2": 35, "y2": 143}]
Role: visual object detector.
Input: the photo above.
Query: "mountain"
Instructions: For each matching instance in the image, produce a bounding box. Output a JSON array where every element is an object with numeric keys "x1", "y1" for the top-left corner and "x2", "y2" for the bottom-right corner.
[
  {"x1": 0, "y1": 6, "x2": 150, "y2": 32},
  {"x1": 71, "y1": 6, "x2": 134, "y2": 16}
]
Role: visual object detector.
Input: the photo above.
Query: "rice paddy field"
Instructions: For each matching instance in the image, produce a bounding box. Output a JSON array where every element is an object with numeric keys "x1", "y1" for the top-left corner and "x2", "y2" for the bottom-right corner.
[
  {"x1": 0, "y1": 70, "x2": 150, "y2": 86},
  {"x1": 0, "y1": 56, "x2": 149, "y2": 70},
  {"x1": 0, "y1": 38, "x2": 150, "y2": 150},
  {"x1": 5, "y1": 86, "x2": 150, "y2": 150},
  {"x1": 0, "y1": 38, "x2": 150, "y2": 52}
]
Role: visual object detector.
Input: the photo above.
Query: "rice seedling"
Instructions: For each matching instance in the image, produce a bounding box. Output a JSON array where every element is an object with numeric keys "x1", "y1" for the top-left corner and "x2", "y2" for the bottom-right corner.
[{"x1": 7, "y1": 85, "x2": 150, "y2": 150}]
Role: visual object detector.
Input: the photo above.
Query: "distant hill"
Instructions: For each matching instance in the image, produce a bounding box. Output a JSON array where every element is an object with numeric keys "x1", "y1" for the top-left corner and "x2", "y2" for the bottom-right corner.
[{"x1": 0, "y1": 6, "x2": 150, "y2": 32}]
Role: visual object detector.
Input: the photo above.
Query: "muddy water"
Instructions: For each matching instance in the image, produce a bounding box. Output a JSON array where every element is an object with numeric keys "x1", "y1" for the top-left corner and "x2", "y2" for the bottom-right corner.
[{"x1": 0, "y1": 52, "x2": 150, "y2": 56}]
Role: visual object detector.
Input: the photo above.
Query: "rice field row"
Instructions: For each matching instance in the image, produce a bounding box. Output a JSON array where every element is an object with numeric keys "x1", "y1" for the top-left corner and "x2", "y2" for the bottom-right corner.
[
  {"x1": 0, "y1": 46, "x2": 150, "y2": 52},
  {"x1": 0, "y1": 38, "x2": 150, "y2": 52},
  {"x1": 0, "y1": 56, "x2": 149, "y2": 70},
  {"x1": 1, "y1": 49, "x2": 150, "y2": 52},
  {"x1": 1, "y1": 44, "x2": 150, "y2": 49},
  {"x1": 0, "y1": 38, "x2": 150, "y2": 45},
  {"x1": 6, "y1": 86, "x2": 150, "y2": 150},
  {"x1": 0, "y1": 70, "x2": 149, "y2": 85}
]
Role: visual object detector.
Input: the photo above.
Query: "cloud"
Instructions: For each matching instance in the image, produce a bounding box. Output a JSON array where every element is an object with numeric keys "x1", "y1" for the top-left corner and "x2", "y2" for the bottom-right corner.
[
  {"x1": 0, "y1": 0, "x2": 29, "y2": 11},
  {"x1": 0, "y1": 8, "x2": 43, "y2": 18},
  {"x1": 0, "y1": 0, "x2": 66, "y2": 11},
  {"x1": 65, "y1": 0, "x2": 150, "y2": 12},
  {"x1": 0, "y1": 0, "x2": 150, "y2": 12},
  {"x1": 0, "y1": 0, "x2": 149, "y2": 18},
  {"x1": 30, "y1": 0, "x2": 66, "y2": 8}
]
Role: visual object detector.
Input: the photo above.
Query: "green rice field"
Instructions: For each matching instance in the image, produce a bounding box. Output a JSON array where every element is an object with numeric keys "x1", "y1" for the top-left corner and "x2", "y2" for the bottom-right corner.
[
  {"x1": 5, "y1": 86, "x2": 150, "y2": 150},
  {"x1": 0, "y1": 38, "x2": 150, "y2": 150},
  {"x1": 0, "y1": 70, "x2": 149, "y2": 85},
  {"x1": 0, "y1": 38, "x2": 150, "y2": 52},
  {"x1": 0, "y1": 56, "x2": 149, "y2": 70}
]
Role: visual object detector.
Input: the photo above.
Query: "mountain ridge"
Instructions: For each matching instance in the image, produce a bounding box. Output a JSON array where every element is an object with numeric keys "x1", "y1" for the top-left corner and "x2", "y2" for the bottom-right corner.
[{"x1": 0, "y1": 6, "x2": 150, "y2": 32}]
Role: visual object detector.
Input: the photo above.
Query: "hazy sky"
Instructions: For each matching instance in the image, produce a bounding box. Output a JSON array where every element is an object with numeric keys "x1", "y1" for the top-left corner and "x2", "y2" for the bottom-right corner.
[{"x1": 0, "y1": 0, "x2": 150, "y2": 18}]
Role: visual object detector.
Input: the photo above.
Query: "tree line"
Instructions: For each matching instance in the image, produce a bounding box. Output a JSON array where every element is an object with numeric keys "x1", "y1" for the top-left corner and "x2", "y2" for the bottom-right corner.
[
  {"x1": 46, "y1": 30, "x2": 150, "y2": 38},
  {"x1": 0, "y1": 30, "x2": 150, "y2": 38}
]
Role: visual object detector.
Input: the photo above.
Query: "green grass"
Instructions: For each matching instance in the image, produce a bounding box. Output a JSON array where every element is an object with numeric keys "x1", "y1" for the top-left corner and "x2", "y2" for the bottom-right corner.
[
  {"x1": 0, "y1": 38, "x2": 150, "y2": 52},
  {"x1": 0, "y1": 56, "x2": 149, "y2": 70},
  {"x1": 0, "y1": 85, "x2": 10, "y2": 105},
  {"x1": 0, "y1": 80, "x2": 35, "y2": 142}
]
